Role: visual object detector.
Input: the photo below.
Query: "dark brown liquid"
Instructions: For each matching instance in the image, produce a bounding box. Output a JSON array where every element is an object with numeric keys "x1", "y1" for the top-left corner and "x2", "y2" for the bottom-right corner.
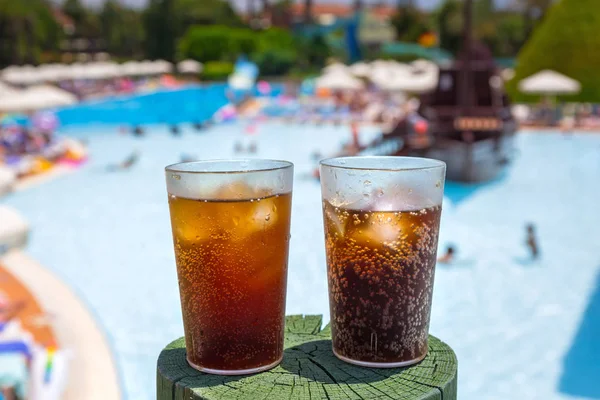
[
  {"x1": 169, "y1": 192, "x2": 291, "y2": 371},
  {"x1": 323, "y1": 201, "x2": 441, "y2": 364}
]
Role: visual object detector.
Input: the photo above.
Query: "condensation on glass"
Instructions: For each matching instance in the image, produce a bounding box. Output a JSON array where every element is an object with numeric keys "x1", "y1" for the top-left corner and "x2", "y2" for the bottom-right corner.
[
  {"x1": 320, "y1": 156, "x2": 446, "y2": 368},
  {"x1": 166, "y1": 159, "x2": 293, "y2": 375}
]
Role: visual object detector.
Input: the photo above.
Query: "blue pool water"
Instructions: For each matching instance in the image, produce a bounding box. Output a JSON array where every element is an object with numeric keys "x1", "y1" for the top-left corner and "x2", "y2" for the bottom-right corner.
[
  {"x1": 53, "y1": 83, "x2": 284, "y2": 127},
  {"x1": 2, "y1": 119, "x2": 600, "y2": 398}
]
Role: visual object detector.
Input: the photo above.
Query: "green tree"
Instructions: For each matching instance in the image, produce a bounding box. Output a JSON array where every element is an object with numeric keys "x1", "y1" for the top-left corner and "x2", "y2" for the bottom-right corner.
[
  {"x1": 433, "y1": 0, "x2": 463, "y2": 56},
  {"x1": 62, "y1": 0, "x2": 86, "y2": 26},
  {"x1": 144, "y1": 0, "x2": 243, "y2": 61},
  {"x1": 391, "y1": 5, "x2": 431, "y2": 43},
  {"x1": 100, "y1": 0, "x2": 144, "y2": 57},
  {"x1": 0, "y1": 0, "x2": 61, "y2": 65},
  {"x1": 62, "y1": 0, "x2": 101, "y2": 38},
  {"x1": 518, "y1": 0, "x2": 553, "y2": 37},
  {"x1": 491, "y1": 12, "x2": 526, "y2": 58},
  {"x1": 143, "y1": 0, "x2": 177, "y2": 60},
  {"x1": 507, "y1": 0, "x2": 600, "y2": 102},
  {"x1": 178, "y1": 26, "x2": 257, "y2": 63}
]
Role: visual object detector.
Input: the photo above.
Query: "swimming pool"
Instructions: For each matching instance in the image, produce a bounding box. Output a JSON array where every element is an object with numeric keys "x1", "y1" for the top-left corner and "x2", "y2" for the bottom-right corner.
[
  {"x1": 2, "y1": 122, "x2": 600, "y2": 399},
  {"x1": 53, "y1": 83, "x2": 284, "y2": 127}
]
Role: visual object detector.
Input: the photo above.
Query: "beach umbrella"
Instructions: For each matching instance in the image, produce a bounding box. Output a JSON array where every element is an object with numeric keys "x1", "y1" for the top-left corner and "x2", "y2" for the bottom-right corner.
[
  {"x1": 322, "y1": 62, "x2": 350, "y2": 75},
  {"x1": 518, "y1": 70, "x2": 581, "y2": 95},
  {"x1": 411, "y1": 59, "x2": 438, "y2": 74},
  {"x1": 177, "y1": 59, "x2": 203, "y2": 74},
  {"x1": 139, "y1": 60, "x2": 157, "y2": 75},
  {"x1": 84, "y1": 61, "x2": 121, "y2": 79},
  {"x1": 0, "y1": 81, "x2": 20, "y2": 97},
  {"x1": 316, "y1": 71, "x2": 365, "y2": 90},
  {"x1": 153, "y1": 60, "x2": 173, "y2": 74},
  {"x1": 1, "y1": 65, "x2": 39, "y2": 85},
  {"x1": 368, "y1": 61, "x2": 414, "y2": 86},
  {"x1": 0, "y1": 85, "x2": 77, "y2": 112},
  {"x1": 350, "y1": 62, "x2": 371, "y2": 78},
  {"x1": 120, "y1": 61, "x2": 142, "y2": 76},
  {"x1": 376, "y1": 70, "x2": 438, "y2": 94},
  {"x1": 35, "y1": 64, "x2": 63, "y2": 82},
  {"x1": 63, "y1": 62, "x2": 88, "y2": 80}
]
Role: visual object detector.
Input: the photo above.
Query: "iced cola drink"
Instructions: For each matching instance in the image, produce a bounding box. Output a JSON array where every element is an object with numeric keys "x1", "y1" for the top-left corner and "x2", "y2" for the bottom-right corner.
[
  {"x1": 166, "y1": 160, "x2": 293, "y2": 375},
  {"x1": 320, "y1": 156, "x2": 445, "y2": 367}
]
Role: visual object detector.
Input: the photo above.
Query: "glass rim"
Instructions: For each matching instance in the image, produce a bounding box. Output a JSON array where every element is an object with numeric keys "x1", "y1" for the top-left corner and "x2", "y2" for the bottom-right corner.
[
  {"x1": 165, "y1": 159, "x2": 294, "y2": 175},
  {"x1": 320, "y1": 156, "x2": 446, "y2": 172}
]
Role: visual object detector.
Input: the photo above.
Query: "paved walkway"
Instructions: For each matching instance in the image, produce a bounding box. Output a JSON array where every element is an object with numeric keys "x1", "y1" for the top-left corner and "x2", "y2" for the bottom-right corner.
[{"x1": 1, "y1": 250, "x2": 121, "y2": 400}]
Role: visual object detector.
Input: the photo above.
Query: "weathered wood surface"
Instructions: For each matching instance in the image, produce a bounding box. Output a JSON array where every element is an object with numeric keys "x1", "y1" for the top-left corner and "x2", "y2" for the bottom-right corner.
[{"x1": 157, "y1": 315, "x2": 457, "y2": 400}]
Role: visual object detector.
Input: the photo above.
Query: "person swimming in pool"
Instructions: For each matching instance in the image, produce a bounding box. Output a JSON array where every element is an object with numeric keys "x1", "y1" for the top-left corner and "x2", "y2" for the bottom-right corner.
[
  {"x1": 438, "y1": 245, "x2": 456, "y2": 264},
  {"x1": 107, "y1": 150, "x2": 140, "y2": 171},
  {"x1": 526, "y1": 223, "x2": 539, "y2": 259}
]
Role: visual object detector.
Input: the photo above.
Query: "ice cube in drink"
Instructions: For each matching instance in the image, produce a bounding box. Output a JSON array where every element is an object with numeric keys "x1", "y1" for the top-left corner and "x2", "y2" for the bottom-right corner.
[
  {"x1": 168, "y1": 185, "x2": 292, "y2": 373},
  {"x1": 323, "y1": 199, "x2": 442, "y2": 366}
]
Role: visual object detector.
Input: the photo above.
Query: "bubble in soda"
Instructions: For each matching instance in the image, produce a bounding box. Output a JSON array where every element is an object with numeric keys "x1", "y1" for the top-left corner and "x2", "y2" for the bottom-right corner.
[
  {"x1": 168, "y1": 182, "x2": 292, "y2": 372},
  {"x1": 323, "y1": 199, "x2": 442, "y2": 365}
]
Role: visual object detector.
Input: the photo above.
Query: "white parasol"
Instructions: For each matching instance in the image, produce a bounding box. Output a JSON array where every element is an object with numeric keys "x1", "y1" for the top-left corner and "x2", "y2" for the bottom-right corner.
[
  {"x1": 376, "y1": 69, "x2": 438, "y2": 93},
  {"x1": 177, "y1": 59, "x2": 203, "y2": 74},
  {"x1": 120, "y1": 61, "x2": 142, "y2": 76},
  {"x1": 322, "y1": 62, "x2": 350, "y2": 75},
  {"x1": 349, "y1": 62, "x2": 371, "y2": 78},
  {"x1": 153, "y1": 60, "x2": 173, "y2": 74},
  {"x1": 518, "y1": 70, "x2": 581, "y2": 95},
  {"x1": 316, "y1": 71, "x2": 365, "y2": 90},
  {"x1": 0, "y1": 85, "x2": 77, "y2": 112}
]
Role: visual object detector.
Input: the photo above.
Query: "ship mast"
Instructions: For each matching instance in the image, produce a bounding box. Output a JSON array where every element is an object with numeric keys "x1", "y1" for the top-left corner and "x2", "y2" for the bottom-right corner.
[{"x1": 458, "y1": 0, "x2": 474, "y2": 111}]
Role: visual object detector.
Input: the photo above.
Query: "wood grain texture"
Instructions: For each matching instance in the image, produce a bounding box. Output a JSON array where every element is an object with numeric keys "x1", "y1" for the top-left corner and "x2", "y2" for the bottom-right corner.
[{"x1": 157, "y1": 315, "x2": 457, "y2": 400}]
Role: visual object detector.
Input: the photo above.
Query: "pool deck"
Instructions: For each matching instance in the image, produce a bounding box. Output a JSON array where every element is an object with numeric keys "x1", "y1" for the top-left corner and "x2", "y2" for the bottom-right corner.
[{"x1": 1, "y1": 250, "x2": 121, "y2": 400}]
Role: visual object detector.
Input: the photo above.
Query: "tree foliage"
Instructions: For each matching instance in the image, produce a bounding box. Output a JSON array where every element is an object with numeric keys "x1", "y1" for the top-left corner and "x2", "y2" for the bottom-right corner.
[
  {"x1": 507, "y1": 0, "x2": 600, "y2": 102},
  {"x1": 144, "y1": 0, "x2": 242, "y2": 61},
  {"x1": 0, "y1": 0, "x2": 62, "y2": 65},
  {"x1": 178, "y1": 25, "x2": 299, "y2": 76},
  {"x1": 391, "y1": 5, "x2": 431, "y2": 43},
  {"x1": 433, "y1": 0, "x2": 463, "y2": 56},
  {"x1": 100, "y1": 0, "x2": 144, "y2": 57},
  {"x1": 62, "y1": 0, "x2": 100, "y2": 37},
  {"x1": 432, "y1": 0, "x2": 528, "y2": 58}
]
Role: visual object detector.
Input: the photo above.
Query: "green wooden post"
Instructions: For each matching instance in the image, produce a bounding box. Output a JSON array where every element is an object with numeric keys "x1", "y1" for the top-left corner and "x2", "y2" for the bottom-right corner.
[{"x1": 157, "y1": 315, "x2": 457, "y2": 400}]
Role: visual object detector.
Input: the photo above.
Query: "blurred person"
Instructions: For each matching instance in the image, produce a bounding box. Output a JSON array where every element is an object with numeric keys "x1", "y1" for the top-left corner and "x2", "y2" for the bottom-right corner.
[
  {"x1": 438, "y1": 245, "x2": 456, "y2": 264},
  {"x1": 180, "y1": 153, "x2": 197, "y2": 163},
  {"x1": 248, "y1": 141, "x2": 258, "y2": 154},
  {"x1": 170, "y1": 125, "x2": 181, "y2": 136},
  {"x1": 132, "y1": 126, "x2": 144, "y2": 137},
  {"x1": 234, "y1": 141, "x2": 243, "y2": 153},
  {"x1": 526, "y1": 223, "x2": 539, "y2": 260},
  {"x1": 107, "y1": 150, "x2": 140, "y2": 172},
  {"x1": 345, "y1": 121, "x2": 361, "y2": 155}
]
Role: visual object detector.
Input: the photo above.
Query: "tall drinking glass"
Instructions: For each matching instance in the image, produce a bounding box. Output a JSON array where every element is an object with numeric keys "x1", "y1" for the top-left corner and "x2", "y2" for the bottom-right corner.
[
  {"x1": 320, "y1": 156, "x2": 445, "y2": 368},
  {"x1": 166, "y1": 160, "x2": 293, "y2": 375}
]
